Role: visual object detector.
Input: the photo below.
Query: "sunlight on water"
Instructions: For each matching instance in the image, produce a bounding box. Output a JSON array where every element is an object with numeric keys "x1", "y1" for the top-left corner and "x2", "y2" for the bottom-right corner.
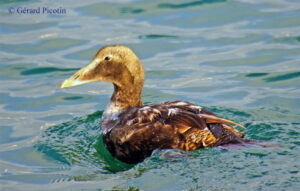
[{"x1": 0, "y1": 0, "x2": 300, "y2": 190}]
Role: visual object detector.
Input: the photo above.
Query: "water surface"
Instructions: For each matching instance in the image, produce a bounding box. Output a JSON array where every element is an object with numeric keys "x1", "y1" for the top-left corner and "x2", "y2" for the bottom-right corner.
[{"x1": 0, "y1": 0, "x2": 299, "y2": 190}]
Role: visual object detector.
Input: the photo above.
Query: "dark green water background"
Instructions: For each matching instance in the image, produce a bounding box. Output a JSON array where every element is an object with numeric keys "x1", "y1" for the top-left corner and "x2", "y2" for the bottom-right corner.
[{"x1": 0, "y1": 0, "x2": 299, "y2": 190}]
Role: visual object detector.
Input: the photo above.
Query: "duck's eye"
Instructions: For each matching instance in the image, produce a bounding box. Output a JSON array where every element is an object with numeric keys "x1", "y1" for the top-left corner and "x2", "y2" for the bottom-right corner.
[{"x1": 104, "y1": 56, "x2": 111, "y2": 61}]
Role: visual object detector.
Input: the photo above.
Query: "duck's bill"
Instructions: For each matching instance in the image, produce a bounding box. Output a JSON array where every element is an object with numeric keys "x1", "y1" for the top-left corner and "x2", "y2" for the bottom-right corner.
[
  {"x1": 60, "y1": 77, "x2": 93, "y2": 88},
  {"x1": 60, "y1": 67, "x2": 94, "y2": 88}
]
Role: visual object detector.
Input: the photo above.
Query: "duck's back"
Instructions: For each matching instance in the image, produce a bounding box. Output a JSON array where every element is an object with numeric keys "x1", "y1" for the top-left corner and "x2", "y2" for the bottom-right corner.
[{"x1": 102, "y1": 101, "x2": 245, "y2": 164}]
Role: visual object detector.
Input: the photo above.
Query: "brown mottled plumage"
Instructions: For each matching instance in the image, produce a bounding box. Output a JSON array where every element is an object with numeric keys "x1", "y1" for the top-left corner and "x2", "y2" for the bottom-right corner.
[{"x1": 60, "y1": 45, "x2": 246, "y2": 164}]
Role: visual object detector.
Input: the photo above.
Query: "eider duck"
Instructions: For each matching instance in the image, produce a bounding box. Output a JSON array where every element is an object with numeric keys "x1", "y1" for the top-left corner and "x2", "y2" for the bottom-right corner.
[{"x1": 60, "y1": 45, "x2": 246, "y2": 164}]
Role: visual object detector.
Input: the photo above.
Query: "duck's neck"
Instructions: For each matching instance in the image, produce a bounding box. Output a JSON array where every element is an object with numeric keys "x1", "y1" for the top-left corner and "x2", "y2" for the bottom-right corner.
[{"x1": 104, "y1": 83, "x2": 143, "y2": 116}]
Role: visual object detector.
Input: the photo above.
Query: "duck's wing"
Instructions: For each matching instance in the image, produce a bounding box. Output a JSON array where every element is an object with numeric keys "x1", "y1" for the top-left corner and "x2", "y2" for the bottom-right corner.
[
  {"x1": 103, "y1": 101, "x2": 245, "y2": 163},
  {"x1": 123, "y1": 101, "x2": 245, "y2": 138}
]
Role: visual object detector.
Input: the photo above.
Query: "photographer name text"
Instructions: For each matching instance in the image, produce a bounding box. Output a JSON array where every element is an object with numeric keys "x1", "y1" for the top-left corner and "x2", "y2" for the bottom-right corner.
[{"x1": 9, "y1": 7, "x2": 67, "y2": 15}]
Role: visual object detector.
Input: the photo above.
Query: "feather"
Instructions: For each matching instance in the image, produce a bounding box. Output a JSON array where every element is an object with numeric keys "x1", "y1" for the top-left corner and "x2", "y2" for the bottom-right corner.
[{"x1": 198, "y1": 113, "x2": 247, "y2": 129}]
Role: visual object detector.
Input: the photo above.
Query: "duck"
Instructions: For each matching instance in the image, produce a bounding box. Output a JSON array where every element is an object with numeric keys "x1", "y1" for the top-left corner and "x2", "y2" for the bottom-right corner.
[{"x1": 60, "y1": 45, "x2": 246, "y2": 164}]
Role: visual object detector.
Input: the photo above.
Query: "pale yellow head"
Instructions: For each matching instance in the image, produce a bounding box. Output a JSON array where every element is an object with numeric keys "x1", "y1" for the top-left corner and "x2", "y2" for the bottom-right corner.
[{"x1": 61, "y1": 45, "x2": 145, "y2": 109}]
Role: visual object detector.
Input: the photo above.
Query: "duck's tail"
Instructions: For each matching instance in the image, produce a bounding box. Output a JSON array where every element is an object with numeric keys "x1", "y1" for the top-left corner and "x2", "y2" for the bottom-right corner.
[
  {"x1": 198, "y1": 113, "x2": 247, "y2": 146},
  {"x1": 198, "y1": 113, "x2": 246, "y2": 130}
]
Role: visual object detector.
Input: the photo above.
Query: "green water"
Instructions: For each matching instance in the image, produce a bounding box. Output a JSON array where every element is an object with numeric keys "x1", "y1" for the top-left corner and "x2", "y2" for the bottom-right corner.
[{"x1": 0, "y1": 0, "x2": 299, "y2": 190}]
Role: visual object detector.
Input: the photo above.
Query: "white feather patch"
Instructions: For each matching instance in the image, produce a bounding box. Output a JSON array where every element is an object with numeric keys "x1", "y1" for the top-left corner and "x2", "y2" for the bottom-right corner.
[
  {"x1": 152, "y1": 108, "x2": 161, "y2": 114},
  {"x1": 188, "y1": 105, "x2": 202, "y2": 110},
  {"x1": 173, "y1": 101, "x2": 188, "y2": 106},
  {"x1": 103, "y1": 102, "x2": 121, "y2": 120},
  {"x1": 168, "y1": 108, "x2": 178, "y2": 116},
  {"x1": 140, "y1": 106, "x2": 150, "y2": 110},
  {"x1": 126, "y1": 119, "x2": 134, "y2": 125}
]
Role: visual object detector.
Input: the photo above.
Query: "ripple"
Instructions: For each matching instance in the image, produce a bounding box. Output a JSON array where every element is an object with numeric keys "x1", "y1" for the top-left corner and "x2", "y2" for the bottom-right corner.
[
  {"x1": 21, "y1": 67, "x2": 78, "y2": 76},
  {"x1": 4, "y1": 93, "x2": 98, "y2": 112},
  {"x1": 139, "y1": 34, "x2": 178, "y2": 39},
  {"x1": 35, "y1": 110, "x2": 134, "y2": 173},
  {"x1": 0, "y1": 64, "x2": 79, "y2": 80},
  {"x1": 146, "y1": 69, "x2": 182, "y2": 79},
  {"x1": 64, "y1": 46, "x2": 99, "y2": 60},
  {"x1": 0, "y1": 38, "x2": 87, "y2": 55},
  {"x1": 0, "y1": 126, "x2": 30, "y2": 144},
  {"x1": 239, "y1": 70, "x2": 300, "y2": 88},
  {"x1": 273, "y1": 36, "x2": 300, "y2": 45},
  {"x1": 0, "y1": 22, "x2": 57, "y2": 34},
  {"x1": 36, "y1": 111, "x2": 103, "y2": 165},
  {"x1": 245, "y1": 72, "x2": 269, "y2": 78},
  {"x1": 1, "y1": 0, "x2": 300, "y2": 189},
  {"x1": 263, "y1": 71, "x2": 300, "y2": 82},
  {"x1": 120, "y1": 7, "x2": 145, "y2": 14},
  {"x1": 157, "y1": 0, "x2": 226, "y2": 9},
  {"x1": 0, "y1": 64, "x2": 34, "y2": 79}
]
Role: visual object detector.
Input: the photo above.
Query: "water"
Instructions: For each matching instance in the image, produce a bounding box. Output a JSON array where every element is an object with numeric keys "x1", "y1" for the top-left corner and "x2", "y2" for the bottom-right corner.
[{"x1": 0, "y1": 0, "x2": 299, "y2": 190}]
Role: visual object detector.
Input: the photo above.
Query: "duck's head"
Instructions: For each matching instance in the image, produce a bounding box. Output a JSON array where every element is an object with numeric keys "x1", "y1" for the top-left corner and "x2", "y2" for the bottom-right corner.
[
  {"x1": 61, "y1": 45, "x2": 144, "y2": 109},
  {"x1": 61, "y1": 45, "x2": 144, "y2": 90}
]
